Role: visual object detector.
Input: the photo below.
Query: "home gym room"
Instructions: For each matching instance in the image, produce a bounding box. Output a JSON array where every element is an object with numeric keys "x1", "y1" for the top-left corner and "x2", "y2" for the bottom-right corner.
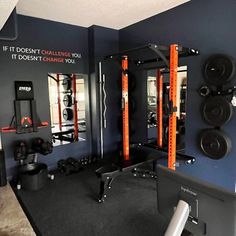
[{"x1": 0, "y1": 0, "x2": 236, "y2": 235}]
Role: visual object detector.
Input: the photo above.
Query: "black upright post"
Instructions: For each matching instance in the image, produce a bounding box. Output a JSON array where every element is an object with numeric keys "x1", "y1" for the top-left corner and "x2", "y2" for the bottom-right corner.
[
  {"x1": 14, "y1": 100, "x2": 22, "y2": 133},
  {"x1": 31, "y1": 100, "x2": 38, "y2": 132},
  {"x1": 0, "y1": 133, "x2": 7, "y2": 187}
]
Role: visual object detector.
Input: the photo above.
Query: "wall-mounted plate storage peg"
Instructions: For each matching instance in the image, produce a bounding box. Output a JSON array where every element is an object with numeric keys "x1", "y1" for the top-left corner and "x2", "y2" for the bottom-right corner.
[{"x1": 199, "y1": 85, "x2": 211, "y2": 97}]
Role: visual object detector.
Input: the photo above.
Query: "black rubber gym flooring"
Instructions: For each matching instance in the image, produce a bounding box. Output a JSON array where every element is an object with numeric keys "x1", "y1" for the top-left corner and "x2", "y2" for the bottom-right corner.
[{"x1": 15, "y1": 167, "x2": 166, "y2": 236}]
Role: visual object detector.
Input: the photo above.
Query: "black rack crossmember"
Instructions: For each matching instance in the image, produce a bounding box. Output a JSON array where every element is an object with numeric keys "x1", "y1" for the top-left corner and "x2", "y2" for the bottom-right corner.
[{"x1": 104, "y1": 43, "x2": 199, "y2": 68}]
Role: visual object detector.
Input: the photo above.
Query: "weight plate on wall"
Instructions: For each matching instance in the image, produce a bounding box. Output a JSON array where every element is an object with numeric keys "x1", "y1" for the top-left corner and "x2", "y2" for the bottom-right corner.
[
  {"x1": 63, "y1": 95, "x2": 72, "y2": 107},
  {"x1": 199, "y1": 129, "x2": 232, "y2": 159},
  {"x1": 203, "y1": 54, "x2": 235, "y2": 86},
  {"x1": 63, "y1": 108, "x2": 73, "y2": 121},
  {"x1": 202, "y1": 96, "x2": 233, "y2": 127},
  {"x1": 62, "y1": 78, "x2": 72, "y2": 90}
]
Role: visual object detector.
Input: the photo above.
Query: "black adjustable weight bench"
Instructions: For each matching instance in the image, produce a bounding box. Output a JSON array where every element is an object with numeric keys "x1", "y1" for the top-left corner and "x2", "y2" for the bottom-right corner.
[
  {"x1": 95, "y1": 144, "x2": 196, "y2": 203},
  {"x1": 95, "y1": 154, "x2": 157, "y2": 202}
]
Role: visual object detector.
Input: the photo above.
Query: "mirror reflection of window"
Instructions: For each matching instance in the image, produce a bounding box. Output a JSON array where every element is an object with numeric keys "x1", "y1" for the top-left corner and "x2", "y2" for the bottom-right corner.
[
  {"x1": 147, "y1": 66, "x2": 187, "y2": 151},
  {"x1": 48, "y1": 73, "x2": 87, "y2": 146}
]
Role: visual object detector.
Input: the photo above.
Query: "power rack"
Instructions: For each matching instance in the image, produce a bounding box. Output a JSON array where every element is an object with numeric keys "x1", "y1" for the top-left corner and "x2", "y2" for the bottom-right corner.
[{"x1": 96, "y1": 43, "x2": 199, "y2": 202}]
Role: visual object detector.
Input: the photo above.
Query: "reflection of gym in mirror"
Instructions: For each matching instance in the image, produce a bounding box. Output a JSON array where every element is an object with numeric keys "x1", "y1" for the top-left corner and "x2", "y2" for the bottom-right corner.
[
  {"x1": 147, "y1": 66, "x2": 187, "y2": 150},
  {"x1": 48, "y1": 73, "x2": 86, "y2": 146}
]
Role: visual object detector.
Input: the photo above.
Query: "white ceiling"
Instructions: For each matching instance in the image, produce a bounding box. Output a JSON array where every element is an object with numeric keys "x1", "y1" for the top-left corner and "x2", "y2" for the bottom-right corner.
[
  {"x1": 0, "y1": 0, "x2": 19, "y2": 30},
  {"x1": 16, "y1": 0, "x2": 190, "y2": 30}
]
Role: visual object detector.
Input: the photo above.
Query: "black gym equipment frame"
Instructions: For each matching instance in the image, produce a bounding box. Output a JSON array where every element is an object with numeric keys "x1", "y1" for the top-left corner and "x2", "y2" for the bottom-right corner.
[
  {"x1": 105, "y1": 43, "x2": 198, "y2": 69},
  {"x1": 1, "y1": 81, "x2": 48, "y2": 134},
  {"x1": 96, "y1": 43, "x2": 199, "y2": 202}
]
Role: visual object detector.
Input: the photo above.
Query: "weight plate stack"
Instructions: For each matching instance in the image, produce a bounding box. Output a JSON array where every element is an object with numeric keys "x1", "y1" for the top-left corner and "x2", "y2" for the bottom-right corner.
[
  {"x1": 63, "y1": 95, "x2": 72, "y2": 107},
  {"x1": 199, "y1": 129, "x2": 232, "y2": 160},
  {"x1": 203, "y1": 54, "x2": 235, "y2": 86},
  {"x1": 62, "y1": 78, "x2": 72, "y2": 90},
  {"x1": 63, "y1": 108, "x2": 73, "y2": 121},
  {"x1": 202, "y1": 96, "x2": 233, "y2": 127}
]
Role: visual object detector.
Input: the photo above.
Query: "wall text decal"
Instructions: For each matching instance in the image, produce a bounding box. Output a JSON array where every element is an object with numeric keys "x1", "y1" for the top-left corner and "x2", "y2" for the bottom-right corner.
[{"x1": 2, "y1": 45, "x2": 82, "y2": 64}]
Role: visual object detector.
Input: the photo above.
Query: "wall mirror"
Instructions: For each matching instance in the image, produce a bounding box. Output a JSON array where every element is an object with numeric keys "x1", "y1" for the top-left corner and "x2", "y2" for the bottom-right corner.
[
  {"x1": 147, "y1": 66, "x2": 187, "y2": 151},
  {"x1": 48, "y1": 73, "x2": 87, "y2": 146}
]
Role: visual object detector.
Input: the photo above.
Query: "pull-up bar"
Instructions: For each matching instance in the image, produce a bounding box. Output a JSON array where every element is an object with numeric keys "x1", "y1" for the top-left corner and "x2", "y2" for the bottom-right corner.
[
  {"x1": 105, "y1": 43, "x2": 169, "y2": 67},
  {"x1": 105, "y1": 43, "x2": 199, "y2": 69}
]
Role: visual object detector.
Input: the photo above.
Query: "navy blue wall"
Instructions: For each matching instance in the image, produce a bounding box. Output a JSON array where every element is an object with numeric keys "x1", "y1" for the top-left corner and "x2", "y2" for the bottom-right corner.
[
  {"x1": 119, "y1": 0, "x2": 236, "y2": 191},
  {"x1": 0, "y1": 15, "x2": 91, "y2": 178},
  {"x1": 88, "y1": 26, "x2": 121, "y2": 159},
  {"x1": 0, "y1": 9, "x2": 18, "y2": 40}
]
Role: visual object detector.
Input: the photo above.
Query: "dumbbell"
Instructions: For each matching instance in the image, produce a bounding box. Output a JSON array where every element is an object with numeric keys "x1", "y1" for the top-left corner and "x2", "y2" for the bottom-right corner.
[
  {"x1": 90, "y1": 157, "x2": 97, "y2": 163},
  {"x1": 87, "y1": 156, "x2": 97, "y2": 164},
  {"x1": 32, "y1": 138, "x2": 53, "y2": 155},
  {"x1": 80, "y1": 156, "x2": 93, "y2": 166},
  {"x1": 14, "y1": 141, "x2": 28, "y2": 161},
  {"x1": 57, "y1": 159, "x2": 67, "y2": 173},
  {"x1": 79, "y1": 156, "x2": 97, "y2": 167},
  {"x1": 57, "y1": 159, "x2": 74, "y2": 175},
  {"x1": 57, "y1": 158, "x2": 82, "y2": 175},
  {"x1": 66, "y1": 157, "x2": 82, "y2": 172}
]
